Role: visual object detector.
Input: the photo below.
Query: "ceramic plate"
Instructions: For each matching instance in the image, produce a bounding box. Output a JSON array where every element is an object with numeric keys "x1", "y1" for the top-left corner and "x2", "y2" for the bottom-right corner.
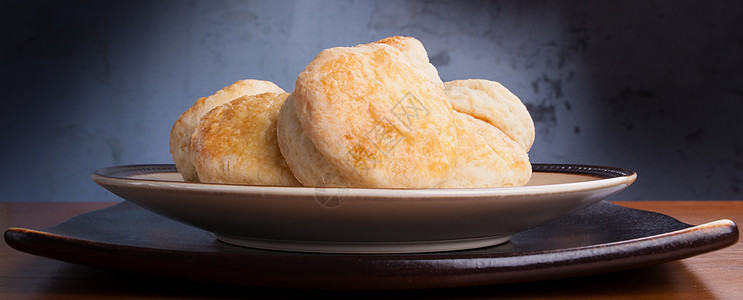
[{"x1": 91, "y1": 163, "x2": 636, "y2": 253}]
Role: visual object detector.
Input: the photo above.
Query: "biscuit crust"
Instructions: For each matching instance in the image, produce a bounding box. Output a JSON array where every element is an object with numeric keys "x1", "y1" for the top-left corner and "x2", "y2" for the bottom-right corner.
[
  {"x1": 276, "y1": 94, "x2": 349, "y2": 187},
  {"x1": 440, "y1": 112, "x2": 532, "y2": 188},
  {"x1": 375, "y1": 36, "x2": 444, "y2": 88},
  {"x1": 293, "y1": 42, "x2": 457, "y2": 188},
  {"x1": 169, "y1": 80, "x2": 284, "y2": 182},
  {"x1": 189, "y1": 92, "x2": 300, "y2": 186},
  {"x1": 444, "y1": 79, "x2": 535, "y2": 152}
]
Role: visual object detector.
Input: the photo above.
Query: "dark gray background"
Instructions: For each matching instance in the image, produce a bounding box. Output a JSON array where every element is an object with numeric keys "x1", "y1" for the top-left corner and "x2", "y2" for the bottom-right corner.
[{"x1": 2, "y1": 0, "x2": 742, "y2": 202}]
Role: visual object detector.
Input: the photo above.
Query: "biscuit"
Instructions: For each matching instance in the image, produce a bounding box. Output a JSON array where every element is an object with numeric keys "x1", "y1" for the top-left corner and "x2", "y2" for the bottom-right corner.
[
  {"x1": 169, "y1": 80, "x2": 285, "y2": 182},
  {"x1": 189, "y1": 92, "x2": 301, "y2": 186},
  {"x1": 276, "y1": 94, "x2": 349, "y2": 187},
  {"x1": 376, "y1": 36, "x2": 444, "y2": 88},
  {"x1": 444, "y1": 79, "x2": 535, "y2": 152},
  {"x1": 293, "y1": 42, "x2": 458, "y2": 188},
  {"x1": 440, "y1": 112, "x2": 531, "y2": 188}
]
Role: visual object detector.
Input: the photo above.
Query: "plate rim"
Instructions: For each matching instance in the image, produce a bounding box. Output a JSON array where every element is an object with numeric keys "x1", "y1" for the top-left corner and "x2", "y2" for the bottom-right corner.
[{"x1": 91, "y1": 163, "x2": 637, "y2": 198}]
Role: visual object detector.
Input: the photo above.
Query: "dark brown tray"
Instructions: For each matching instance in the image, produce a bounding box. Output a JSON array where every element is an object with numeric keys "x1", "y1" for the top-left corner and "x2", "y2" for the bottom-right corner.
[{"x1": 4, "y1": 200, "x2": 738, "y2": 290}]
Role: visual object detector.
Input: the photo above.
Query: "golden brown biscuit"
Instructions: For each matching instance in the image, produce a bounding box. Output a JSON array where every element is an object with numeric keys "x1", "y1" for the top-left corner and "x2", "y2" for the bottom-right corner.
[
  {"x1": 189, "y1": 92, "x2": 301, "y2": 186},
  {"x1": 169, "y1": 80, "x2": 285, "y2": 182},
  {"x1": 276, "y1": 94, "x2": 349, "y2": 187},
  {"x1": 293, "y1": 42, "x2": 458, "y2": 188},
  {"x1": 376, "y1": 36, "x2": 444, "y2": 88},
  {"x1": 444, "y1": 79, "x2": 535, "y2": 152},
  {"x1": 440, "y1": 112, "x2": 531, "y2": 188}
]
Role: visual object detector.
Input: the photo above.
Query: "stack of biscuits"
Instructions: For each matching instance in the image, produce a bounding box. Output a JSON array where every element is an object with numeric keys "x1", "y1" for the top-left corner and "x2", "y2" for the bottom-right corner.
[{"x1": 169, "y1": 36, "x2": 534, "y2": 188}]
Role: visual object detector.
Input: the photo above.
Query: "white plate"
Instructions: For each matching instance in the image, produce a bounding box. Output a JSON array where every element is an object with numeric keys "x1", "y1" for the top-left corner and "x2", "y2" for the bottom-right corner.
[{"x1": 92, "y1": 164, "x2": 636, "y2": 253}]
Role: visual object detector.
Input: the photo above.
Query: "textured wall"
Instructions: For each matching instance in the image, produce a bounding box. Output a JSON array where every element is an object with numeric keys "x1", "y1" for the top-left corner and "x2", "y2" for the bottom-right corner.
[{"x1": 1, "y1": 0, "x2": 742, "y2": 201}]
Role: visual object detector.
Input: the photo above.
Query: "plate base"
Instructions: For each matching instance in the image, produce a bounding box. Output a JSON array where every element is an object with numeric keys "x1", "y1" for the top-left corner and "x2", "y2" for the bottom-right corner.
[{"x1": 215, "y1": 234, "x2": 512, "y2": 254}]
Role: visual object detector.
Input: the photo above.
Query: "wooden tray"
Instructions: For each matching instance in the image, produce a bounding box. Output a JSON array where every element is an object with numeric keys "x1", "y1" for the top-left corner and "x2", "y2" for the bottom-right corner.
[{"x1": 4, "y1": 201, "x2": 738, "y2": 290}]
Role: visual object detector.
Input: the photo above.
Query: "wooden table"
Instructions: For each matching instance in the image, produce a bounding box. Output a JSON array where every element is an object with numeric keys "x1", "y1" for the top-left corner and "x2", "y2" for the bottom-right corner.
[{"x1": 1, "y1": 201, "x2": 741, "y2": 299}]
